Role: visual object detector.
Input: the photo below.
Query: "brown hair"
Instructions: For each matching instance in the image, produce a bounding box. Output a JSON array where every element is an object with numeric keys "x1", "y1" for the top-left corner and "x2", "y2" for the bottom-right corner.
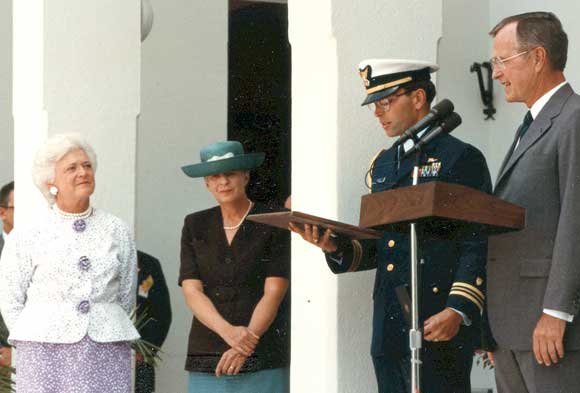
[
  {"x1": 490, "y1": 12, "x2": 568, "y2": 71},
  {"x1": 403, "y1": 80, "x2": 437, "y2": 105}
]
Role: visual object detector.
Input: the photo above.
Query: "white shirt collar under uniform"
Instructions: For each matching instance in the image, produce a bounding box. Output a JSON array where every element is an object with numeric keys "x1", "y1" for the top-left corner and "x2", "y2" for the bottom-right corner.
[
  {"x1": 402, "y1": 129, "x2": 428, "y2": 153},
  {"x1": 530, "y1": 81, "x2": 567, "y2": 119}
]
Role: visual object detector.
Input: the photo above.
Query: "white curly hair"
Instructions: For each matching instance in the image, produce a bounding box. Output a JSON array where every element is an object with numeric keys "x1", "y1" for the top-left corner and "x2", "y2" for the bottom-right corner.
[{"x1": 32, "y1": 133, "x2": 98, "y2": 204}]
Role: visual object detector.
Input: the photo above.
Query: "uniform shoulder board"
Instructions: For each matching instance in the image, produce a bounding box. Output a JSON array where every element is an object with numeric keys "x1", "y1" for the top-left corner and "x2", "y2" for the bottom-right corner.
[{"x1": 366, "y1": 149, "x2": 385, "y2": 193}]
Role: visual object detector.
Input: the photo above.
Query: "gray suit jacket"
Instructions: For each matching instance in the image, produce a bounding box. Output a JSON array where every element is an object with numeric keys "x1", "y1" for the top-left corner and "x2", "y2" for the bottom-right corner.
[{"x1": 487, "y1": 83, "x2": 580, "y2": 351}]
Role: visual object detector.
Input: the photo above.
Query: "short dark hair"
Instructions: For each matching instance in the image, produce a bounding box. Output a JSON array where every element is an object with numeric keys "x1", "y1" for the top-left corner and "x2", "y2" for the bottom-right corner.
[
  {"x1": 490, "y1": 12, "x2": 568, "y2": 71},
  {"x1": 0, "y1": 181, "x2": 14, "y2": 207},
  {"x1": 403, "y1": 80, "x2": 437, "y2": 105}
]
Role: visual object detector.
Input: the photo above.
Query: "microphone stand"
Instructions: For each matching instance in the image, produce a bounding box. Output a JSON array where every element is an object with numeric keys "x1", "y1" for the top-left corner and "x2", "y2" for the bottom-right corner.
[{"x1": 402, "y1": 136, "x2": 423, "y2": 393}]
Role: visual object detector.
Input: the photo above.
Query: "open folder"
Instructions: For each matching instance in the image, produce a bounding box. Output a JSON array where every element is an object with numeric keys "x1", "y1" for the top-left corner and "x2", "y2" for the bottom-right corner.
[{"x1": 247, "y1": 211, "x2": 381, "y2": 240}]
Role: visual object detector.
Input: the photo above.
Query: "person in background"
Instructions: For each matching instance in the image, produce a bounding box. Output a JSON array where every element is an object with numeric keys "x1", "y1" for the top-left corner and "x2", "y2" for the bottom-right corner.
[
  {"x1": 179, "y1": 140, "x2": 290, "y2": 393},
  {"x1": 0, "y1": 134, "x2": 139, "y2": 393},
  {"x1": 135, "y1": 250, "x2": 172, "y2": 393},
  {"x1": 0, "y1": 181, "x2": 14, "y2": 368}
]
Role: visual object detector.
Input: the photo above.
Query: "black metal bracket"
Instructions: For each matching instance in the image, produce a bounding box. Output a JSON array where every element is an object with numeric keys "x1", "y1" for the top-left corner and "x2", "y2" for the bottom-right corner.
[{"x1": 470, "y1": 62, "x2": 496, "y2": 120}]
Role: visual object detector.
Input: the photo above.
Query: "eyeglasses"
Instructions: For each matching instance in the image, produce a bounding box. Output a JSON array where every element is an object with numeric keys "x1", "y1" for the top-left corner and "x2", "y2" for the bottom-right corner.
[
  {"x1": 489, "y1": 49, "x2": 533, "y2": 70},
  {"x1": 370, "y1": 90, "x2": 412, "y2": 113},
  {"x1": 0, "y1": 206, "x2": 13, "y2": 210}
]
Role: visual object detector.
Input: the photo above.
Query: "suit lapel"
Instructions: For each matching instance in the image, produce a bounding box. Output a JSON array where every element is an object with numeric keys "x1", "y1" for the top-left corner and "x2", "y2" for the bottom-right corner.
[
  {"x1": 495, "y1": 116, "x2": 552, "y2": 186},
  {"x1": 495, "y1": 84, "x2": 573, "y2": 188},
  {"x1": 496, "y1": 124, "x2": 523, "y2": 183}
]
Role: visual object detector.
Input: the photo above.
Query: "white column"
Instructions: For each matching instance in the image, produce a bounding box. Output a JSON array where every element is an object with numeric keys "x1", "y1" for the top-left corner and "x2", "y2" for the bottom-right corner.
[
  {"x1": 290, "y1": 1, "x2": 442, "y2": 392},
  {"x1": 289, "y1": 1, "x2": 339, "y2": 392},
  {"x1": 13, "y1": 0, "x2": 141, "y2": 227}
]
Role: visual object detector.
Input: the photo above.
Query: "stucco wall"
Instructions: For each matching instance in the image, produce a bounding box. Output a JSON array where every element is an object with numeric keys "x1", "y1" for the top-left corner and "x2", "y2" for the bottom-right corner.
[{"x1": 439, "y1": 1, "x2": 496, "y2": 390}]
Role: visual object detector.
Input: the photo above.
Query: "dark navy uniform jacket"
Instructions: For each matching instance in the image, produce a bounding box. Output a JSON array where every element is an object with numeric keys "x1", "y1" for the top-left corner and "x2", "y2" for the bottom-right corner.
[
  {"x1": 326, "y1": 132, "x2": 492, "y2": 359},
  {"x1": 137, "y1": 251, "x2": 172, "y2": 350}
]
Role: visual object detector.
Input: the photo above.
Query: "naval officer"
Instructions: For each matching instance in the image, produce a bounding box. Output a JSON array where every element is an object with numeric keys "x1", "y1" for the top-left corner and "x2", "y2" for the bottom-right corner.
[{"x1": 291, "y1": 59, "x2": 492, "y2": 393}]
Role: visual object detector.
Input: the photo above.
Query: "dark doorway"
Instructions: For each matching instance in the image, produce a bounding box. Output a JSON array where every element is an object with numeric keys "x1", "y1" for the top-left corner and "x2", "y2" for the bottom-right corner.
[{"x1": 228, "y1": 1, "x2": 291, "y2": 208}]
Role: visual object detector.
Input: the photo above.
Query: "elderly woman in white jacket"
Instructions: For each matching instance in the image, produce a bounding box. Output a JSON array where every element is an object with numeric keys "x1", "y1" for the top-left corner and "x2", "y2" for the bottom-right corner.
[{"x1": 0, "y1": 134, "x2": 139, "y2": 393}]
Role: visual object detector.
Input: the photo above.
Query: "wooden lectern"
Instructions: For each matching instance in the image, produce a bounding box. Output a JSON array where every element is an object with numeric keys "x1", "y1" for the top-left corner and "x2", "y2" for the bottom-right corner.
[{"x1": 359, "y1": 181, "x2": 525, "y2": 235}]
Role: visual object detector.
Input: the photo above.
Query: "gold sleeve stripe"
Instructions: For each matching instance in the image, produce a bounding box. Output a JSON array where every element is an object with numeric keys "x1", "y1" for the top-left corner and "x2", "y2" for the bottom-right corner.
[
  {"x1": 449, "y1": 289, "x2": 483, "y2": 313},
  {"x1": 451, "y1": 285, "x2": 484, "y2": 307},
  {"x1": 451, "y1": 282, "x2": 485, "y2": 301},
  {"x1": 347, "y1": 240, "x2": 363, "y2": 272},
  {"x1": 366, "y1": 76, "x2": 413, "y2": 94},
  {"x1": 366, "y1": 149, "x2": 385, "y2": 193}
]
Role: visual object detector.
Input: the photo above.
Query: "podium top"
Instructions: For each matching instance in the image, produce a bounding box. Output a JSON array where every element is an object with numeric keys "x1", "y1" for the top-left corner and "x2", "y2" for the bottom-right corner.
[{"x1": 360, "y1": 181, "x2": 525, "y2": 236}]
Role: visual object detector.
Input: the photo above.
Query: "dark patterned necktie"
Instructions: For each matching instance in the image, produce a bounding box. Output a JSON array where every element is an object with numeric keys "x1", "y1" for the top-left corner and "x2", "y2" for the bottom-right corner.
[
  {"x1": 517, "y1": 111, "x2": 533, "y2": 141},
  {"x1": 506, "y1": 111, "x2": 533, "y2": 161}
]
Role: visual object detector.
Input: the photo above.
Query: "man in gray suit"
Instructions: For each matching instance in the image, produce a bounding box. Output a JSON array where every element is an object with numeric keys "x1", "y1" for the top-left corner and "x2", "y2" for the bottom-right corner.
[
  {"x1": 0, "y1": 181, "x2": 14, "y2": 367},
  {"x1": 485, "y1": 12, "x2": 580, "y2": 393}
]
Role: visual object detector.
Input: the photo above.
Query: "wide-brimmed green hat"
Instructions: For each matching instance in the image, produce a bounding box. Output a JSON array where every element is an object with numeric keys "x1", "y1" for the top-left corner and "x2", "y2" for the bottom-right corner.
[{"x1": 181, "y1": 140, "x2": 265, "y2": 178}]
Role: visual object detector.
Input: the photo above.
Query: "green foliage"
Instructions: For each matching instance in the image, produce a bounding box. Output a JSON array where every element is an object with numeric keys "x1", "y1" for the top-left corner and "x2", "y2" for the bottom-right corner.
[
  {"x1": 130, "y1": 305, "x2": 163, "y2": 367},
  {"x1": 0, "y1": 329, "x2": 13, "y2": 393},
  {"x1": 0, "y1": 365, "x2": 15, "y2": 393}
]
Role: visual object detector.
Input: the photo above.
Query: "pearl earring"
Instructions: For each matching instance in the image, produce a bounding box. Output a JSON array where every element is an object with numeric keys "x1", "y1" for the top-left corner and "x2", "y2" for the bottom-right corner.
[{"x1": 50, "y1": 186, "x2": 59, "y2": 196}]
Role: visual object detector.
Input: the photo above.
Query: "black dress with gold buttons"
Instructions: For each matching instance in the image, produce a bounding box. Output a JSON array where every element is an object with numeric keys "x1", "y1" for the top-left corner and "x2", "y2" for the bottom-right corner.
[{"x1": 179, "y1": 203, "x2": 290, "y2": 374}]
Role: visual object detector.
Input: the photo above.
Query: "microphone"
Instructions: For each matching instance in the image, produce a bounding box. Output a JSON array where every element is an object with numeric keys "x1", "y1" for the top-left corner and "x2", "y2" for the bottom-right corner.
[
  {"x1": 393, "y1": 99, "x2": 454, "y2": 148},
  {"x1": 403, "y1": 112, "x2": 462, "y2": 158}
]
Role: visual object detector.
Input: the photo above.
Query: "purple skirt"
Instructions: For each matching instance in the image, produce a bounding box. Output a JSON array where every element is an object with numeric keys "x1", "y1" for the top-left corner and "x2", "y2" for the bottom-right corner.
[{"x1": 14, "y1": 335, "x2": 131, "y2": 393}]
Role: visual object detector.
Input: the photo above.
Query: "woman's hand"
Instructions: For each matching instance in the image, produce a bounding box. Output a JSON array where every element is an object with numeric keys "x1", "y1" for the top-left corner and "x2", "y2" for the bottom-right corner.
[
  {"x1": 215, "y1": 348, "x2": 247, "y2": 377},
  {"x1": 182, "y1": 280, "x2": 259, "y2": 356},
  {"x1": 222, "y1": 326, "x2": 259, "y2": 357}
]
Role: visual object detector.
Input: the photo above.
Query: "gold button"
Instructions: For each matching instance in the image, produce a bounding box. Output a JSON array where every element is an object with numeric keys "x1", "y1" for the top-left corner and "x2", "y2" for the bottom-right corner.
[
  {"x1": 386, "y1": 263, "x2": 395, "y2": 272},
  {"x1": 432, "y1": 287, "x2": 439, "y2": 294},
  {"x1": 476, "y1": 277, "x2": 484, "y2": 286},
  {"x1": 388, "y1": 240, "x2": 396, "y2": 248}
]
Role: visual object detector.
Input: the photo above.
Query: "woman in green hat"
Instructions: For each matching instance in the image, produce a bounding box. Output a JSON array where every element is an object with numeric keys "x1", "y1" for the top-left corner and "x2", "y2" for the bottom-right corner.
[{"x1": 179, "y1": 141, "x2": 290, "y2": 393}]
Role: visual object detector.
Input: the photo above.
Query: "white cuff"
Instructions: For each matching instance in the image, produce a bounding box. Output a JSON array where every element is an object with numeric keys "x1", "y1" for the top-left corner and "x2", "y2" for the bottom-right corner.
[
  {"x1": 543, "y1": 308, "x2": 574, "y2": 322},
  {"x1": 449, "y1": 307, "x2": 472, "y2": 326}
]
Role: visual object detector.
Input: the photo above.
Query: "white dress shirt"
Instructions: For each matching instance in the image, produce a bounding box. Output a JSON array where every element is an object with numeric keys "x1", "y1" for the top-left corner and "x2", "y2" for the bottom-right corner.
[{"x1": 0, "y1": 207, "x2": 139, "y2": 344}]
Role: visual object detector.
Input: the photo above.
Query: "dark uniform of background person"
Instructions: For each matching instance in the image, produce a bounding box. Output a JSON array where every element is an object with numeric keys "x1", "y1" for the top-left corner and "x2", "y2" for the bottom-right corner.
[
  {"x1": 292, "y1": 60, "x2": 491, "y2": 393},
  {"x1": 135, "y1": 250, "x2": 172, "y2": 393},
  {"x1": 0, "y1": 181, "x2": 14, "y2": 368}
]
